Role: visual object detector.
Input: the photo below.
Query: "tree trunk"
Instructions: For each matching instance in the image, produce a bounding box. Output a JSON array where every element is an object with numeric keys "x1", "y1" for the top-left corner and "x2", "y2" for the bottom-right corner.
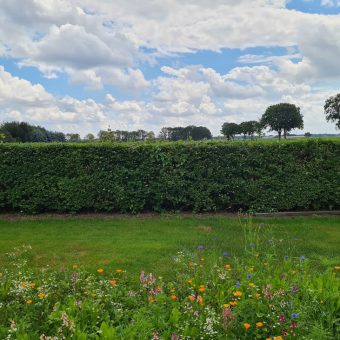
[
  {"x1": 278, "y1": 131, "x2": 281, "y2": 140},
  {"x1": 283, "y1": 129, "x2": 287, "y2": 139}
]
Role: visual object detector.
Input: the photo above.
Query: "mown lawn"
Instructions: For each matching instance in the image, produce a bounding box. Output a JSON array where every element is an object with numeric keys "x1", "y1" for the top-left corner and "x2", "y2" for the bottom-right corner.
[{"x1": 0, "y1": 215, "x2": 339, "y2": 277}]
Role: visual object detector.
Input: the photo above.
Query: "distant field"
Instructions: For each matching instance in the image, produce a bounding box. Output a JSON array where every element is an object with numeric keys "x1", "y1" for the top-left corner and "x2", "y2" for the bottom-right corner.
[{"x1": 1, "y1": 215, "x2": 339, "y2": 277}]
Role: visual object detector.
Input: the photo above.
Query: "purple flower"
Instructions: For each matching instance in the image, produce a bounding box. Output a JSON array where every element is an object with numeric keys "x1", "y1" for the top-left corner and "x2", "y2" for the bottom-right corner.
[
  {"x1": 284, "y1": 255, "x2": 289, "y2": 260},
  {"x1": 291, "y1": 313, "x2": 298, "y2": 319},
  {"x1": 234, "y1": 281, "x2": 241, "y2": 287},
  {"x1": 223, "y1": 251, "x2": 229, "y2": 257},
  {"x1": 268, "y1": 239, "x2": 273, "y2": 243},
  {"x1": 198, "y1": 245, "x2": 204, "y2": 251},
  {"x1": 249, "y1": 243, "x2": 255, "y2": 248},
  {"x1": 247, "y1": 273, "x2": 253, "y2": 279},
  {"x1": 279, "y1": 314, "x2": 285, "y2": 323},
  {"x1": 300, "y1": 255, "x2": 306, "y2": 261},
  {"x1": 290, "y1": 285, "x2": 299, "y2": 294},
  {"x1": 280, "y1": 273, "x2": 286, "y2": 280}
]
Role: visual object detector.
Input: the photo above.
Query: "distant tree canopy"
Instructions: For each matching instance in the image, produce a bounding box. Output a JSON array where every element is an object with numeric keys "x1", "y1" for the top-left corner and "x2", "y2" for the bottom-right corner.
[
  {"x1": 221, "y1": 122, "x2": 240, "y2": 140},
  {"x1": 239, "y1": 121, "x2": 258, "y2": 139},
  {"x1": 0, "y1": 121, "x2": 66, "y2": 143},
  {"x1": 260, "y1": 103, "x2": 303, "y2": 139},
  {"x1": 97, "y1": 129, "x2": 155, "y2": 142},
  {"x1": 324, "y1": 93, "x2": 340, "y2": 129},
  {"x1": 159, "y1": 126, "x2": 212, "y2": 141}
]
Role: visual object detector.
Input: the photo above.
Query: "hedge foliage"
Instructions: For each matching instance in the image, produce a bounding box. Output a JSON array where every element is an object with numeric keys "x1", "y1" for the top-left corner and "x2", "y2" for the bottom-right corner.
[{"x1": 0, "y1": 139, "x2": 339, "y2": 213}]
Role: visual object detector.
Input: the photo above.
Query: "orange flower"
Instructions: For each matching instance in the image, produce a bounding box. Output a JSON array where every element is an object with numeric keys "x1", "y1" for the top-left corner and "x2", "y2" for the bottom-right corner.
[
  {"x1": 188, "y1": 295, "x2": 195, "y2": 302},
  {"x1": 256, "y1": 322, "x2": 264, "y2": 328},
  {"x1": 148, "y1": 296, "x2": 154, "y2": 303},
  {"x1": 20, "y1": 282, "x2": 27, "y2": 288},
  {"x1": 38, "y1": 293, "x2": 46, "y2": 299},
  {"x1": 197, "y1": 295, "x2": 203, "y2": 304},
  {"x1": 37, "y1": 286, "x2": 43, "y2": 291},
  {"x1": 255, "y1": 293, "x2": 261, "y2": 299},
  {"x1": 225, "y1": 264, "x2": 231, "y2": 270},
  {"x1": 229, "y1": 301, "x2": 238, "y2": 306},
  {"x1": 274, "y1": 337, "x2": 283, "y2": 340},
  {"x1": 29, "y1": 282, "x2": 35, "y2": 288},
  {"x1": 110, "y1": 280, "x2": 117, "y2": 286},
  {"x1": 26, "y1": 299, "x2": 33, "y2": 305},
  {"x1": 244, "y1": 323, "x2": 251, "y2": 330},
  {"x1": 266, "y1": 338, "x2": 272, "y2": 340},
  {"x1": 171, "y1": 295, "x2": 177, "y2": 301},
  {"x1": 116, "y1": 269, "x2": 123, "y2": 273},
  {"x1": 199, "y1": 285, "x2": 205, "y2": 292},
  {"x1": 97, "y1": 268, "x2": 104, "y2": 273},
  {"x1": 233, "y1": 291, "x2": 242, "y2": 297}
]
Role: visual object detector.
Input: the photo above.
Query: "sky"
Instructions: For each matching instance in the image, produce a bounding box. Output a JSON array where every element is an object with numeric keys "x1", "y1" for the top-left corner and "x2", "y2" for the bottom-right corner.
[{"x1": 0, "y1": 0, "x2": 340, "y2": 137}]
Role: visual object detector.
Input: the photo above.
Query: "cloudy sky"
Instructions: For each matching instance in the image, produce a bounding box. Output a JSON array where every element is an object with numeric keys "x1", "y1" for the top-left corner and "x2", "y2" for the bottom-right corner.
[{"x1": 1, "y1": 0, "x2": 340, "y2": 136}]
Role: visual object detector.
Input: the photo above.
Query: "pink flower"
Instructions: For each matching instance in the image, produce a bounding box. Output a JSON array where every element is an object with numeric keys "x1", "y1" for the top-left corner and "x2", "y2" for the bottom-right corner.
[{"x1": 279, "y1": 314, "x2": 285, "y2": 323}]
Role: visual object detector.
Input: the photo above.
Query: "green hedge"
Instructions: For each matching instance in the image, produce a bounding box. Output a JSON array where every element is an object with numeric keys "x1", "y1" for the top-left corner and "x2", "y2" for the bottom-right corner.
[{"x1": 0, "y1": 139, "x2": 339, "y2": 213}]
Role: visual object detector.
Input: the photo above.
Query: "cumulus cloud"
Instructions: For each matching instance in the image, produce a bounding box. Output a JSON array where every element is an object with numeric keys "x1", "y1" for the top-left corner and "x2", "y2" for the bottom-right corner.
[{"x1": 0, "y1": 0, "x2": 339, "y2": 134}]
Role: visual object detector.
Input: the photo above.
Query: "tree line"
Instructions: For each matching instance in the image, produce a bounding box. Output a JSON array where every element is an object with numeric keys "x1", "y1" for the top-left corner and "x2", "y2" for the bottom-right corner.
[{"x1": 1, "y1": 95, "x2": 340, "y2": 143}]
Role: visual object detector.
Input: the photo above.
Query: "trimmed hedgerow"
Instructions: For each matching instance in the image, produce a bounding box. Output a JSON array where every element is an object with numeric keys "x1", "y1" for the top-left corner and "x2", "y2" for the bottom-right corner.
[{"x1": 0, "y1": 139, "x2": 339, "y2": 213}]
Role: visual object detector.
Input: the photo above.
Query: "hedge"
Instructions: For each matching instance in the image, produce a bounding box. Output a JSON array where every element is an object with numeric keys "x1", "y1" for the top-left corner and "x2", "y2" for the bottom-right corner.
[{"x1": 0, "y1": 139, "x2": 339, "y2": 213}]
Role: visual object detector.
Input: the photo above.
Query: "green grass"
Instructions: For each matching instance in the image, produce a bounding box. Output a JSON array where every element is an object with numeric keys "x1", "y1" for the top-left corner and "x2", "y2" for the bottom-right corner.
[{"x1": 0, "y1": 215, "x2": 339, "y2": 277}]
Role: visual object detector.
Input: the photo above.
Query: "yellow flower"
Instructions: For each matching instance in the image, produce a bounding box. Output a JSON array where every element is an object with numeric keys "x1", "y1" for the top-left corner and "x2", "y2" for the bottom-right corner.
[
  {"x1": 97, "y1": 268, "x2": 104, "y2": 273},
  {"x1": 244, "y1": 323, "x2": 251, "y2": 330},
  {"x1": 38, "y1": 293, "x2": 46, "y2": 299},
  {"x1": 199, "y1": 285, "x2": 205, "y2": 292},
  {"x1": 92, "y1": 293, "x2": 97, "y2": 298},
  {"x1": 110, "y1": 280, "x2": 117, "y2": 286},
  {"x1": 148, "y1": 296, "x2": 154, "y2": 303},
  {"x1": 26, "y1": 299, "x2": 33, "y2": 305},
  {"x1": 335, "y1": 266, "x2": 340, "y2": 271},
  {"x1": 116, "y1": 269, "x2": 123, "y2": 273},
  {"x1": 171, "y1": 295, "x2": 177, "y2": 301},
  {"x1": 248, "y1": 283, "x2": 255, "y2": 288},
  {"x1": 274, "y1": 337, "x2": 283, "y2": 340},
  {"x1": 37, "y1": 286, "x2": 43, "y2": 291},
  {"x1": 256, "y1": 322, "x2": 264, "y2": 328},
  {"x1": 73, "y1": 264, "x2": 78, "y2": 269},
  {"x1": 233, "y1": 291, "x2": 242, "y2": 297},
  {"x1": 223, "y1": 303, "x2": 230, "y2": 308},
  {"x1": 170, "y1": 289, "x2": 176, "y2": 293},
  {"x1": 248, "y1": 266, "x2": 254, "y2": 272},
  {"x1": 187, "y1": 279, "x2": 193, "y2": 285},
  {"x1": 225, "y1": 264, "x2": 231, "y2": 270}
]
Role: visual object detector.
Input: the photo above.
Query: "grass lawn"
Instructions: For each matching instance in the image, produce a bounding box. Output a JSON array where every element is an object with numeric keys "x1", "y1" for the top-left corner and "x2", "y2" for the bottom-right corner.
[{"x1": 0, "y1": 214, "x2": 339, "y2": 277}]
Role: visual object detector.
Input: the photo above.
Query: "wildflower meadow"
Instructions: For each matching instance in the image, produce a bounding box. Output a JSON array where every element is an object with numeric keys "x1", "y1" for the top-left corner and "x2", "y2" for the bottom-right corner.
[{"x1": 0, "y1": 220, "x2": 339, "y2": 339}]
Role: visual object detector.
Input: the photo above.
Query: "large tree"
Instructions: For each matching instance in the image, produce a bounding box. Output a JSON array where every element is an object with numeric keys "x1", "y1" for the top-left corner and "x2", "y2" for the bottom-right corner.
[
  {"x1": 261, "y1": 103, "x2": 303, "y2": 140},
  {"x1": 221, "y1": 122, "x2": 240, "y2": 140},
  {"x1": 324, "y1": 93, "x2": 340, "y2": 129}
]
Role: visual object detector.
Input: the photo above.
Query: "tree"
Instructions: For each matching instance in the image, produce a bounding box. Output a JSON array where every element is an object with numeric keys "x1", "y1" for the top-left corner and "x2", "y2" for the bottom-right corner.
[
  {"x1": 66, "y1": 133, "x2": 81, "y2": 142},
  {"x1": 221, "y1": 122, "x2": 240, "y2": 140},
  {"x1": 84, "y1": 133, "x2": 95, "y2": 141},
  {"x1": 260, "y1": 103, "x2": 303, "y2": 140},
  {"x1": 255, "y1": 121, "x2": 264, "y2": 139},
  {"x1": 239, "y1": 121, "x2": 257, "y2": 139},
  {"x1": 304, "y1": 132, "x2": 312, "y2": 138},
  {"x1": 324, "y1": 93, "x2": 340, "y2": 129}
]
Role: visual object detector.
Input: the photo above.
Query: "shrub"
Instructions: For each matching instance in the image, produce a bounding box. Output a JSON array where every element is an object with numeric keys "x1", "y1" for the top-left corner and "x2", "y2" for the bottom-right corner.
[{"x1": 0, "y1": 139, "x2": 339, "y2": 213}]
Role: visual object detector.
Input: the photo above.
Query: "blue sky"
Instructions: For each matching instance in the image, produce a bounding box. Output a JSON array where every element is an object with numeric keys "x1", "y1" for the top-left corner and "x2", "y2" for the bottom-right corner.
[{"x1": 0, "y1": 0, "x2": 340, "y2": 136}]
